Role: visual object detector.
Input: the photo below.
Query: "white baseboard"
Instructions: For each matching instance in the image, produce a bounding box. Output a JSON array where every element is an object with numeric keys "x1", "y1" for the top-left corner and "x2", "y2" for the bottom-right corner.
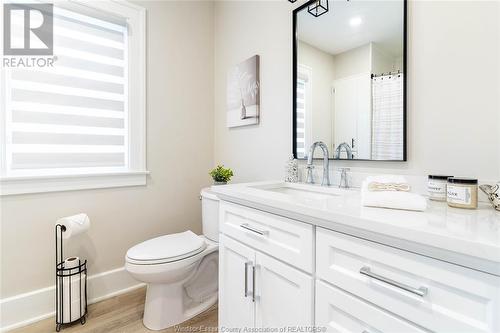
[{"x1": 0, "y1": 267, "x2": 144, "y2": 332}]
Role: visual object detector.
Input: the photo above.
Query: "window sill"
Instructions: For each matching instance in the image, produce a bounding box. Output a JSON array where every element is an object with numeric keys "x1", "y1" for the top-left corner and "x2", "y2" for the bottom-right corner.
[{"x1": 0, "y1": 171, "x2": 150, "y2": 196}]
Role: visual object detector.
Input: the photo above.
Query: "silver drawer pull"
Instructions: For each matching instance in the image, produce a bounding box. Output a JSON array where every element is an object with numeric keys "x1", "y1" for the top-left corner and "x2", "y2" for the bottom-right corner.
[
  {"x1": 252, "y1": 264, "x2": 256, "y2": 302},
  {"x1": 240, "y1": 223, "x2": 269, "y2": 236},
  {"x1": 360, "y1": 266, "x2": 428, "y2": 297},
  {"x1": 244, "y1": 261, "x2": 250, "y2": 297}
]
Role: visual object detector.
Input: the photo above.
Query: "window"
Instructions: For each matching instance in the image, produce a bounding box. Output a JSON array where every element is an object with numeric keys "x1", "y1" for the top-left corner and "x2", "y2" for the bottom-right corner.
[
  {"x1": 1, "y1": 1, "x2": 147, "y2": 195},
  {"x1": 296, "y1": 65, "x2": 312, "y2": 159},
  {"x1": 296, "y1": 78, "x2": 307, "y2": 158}
]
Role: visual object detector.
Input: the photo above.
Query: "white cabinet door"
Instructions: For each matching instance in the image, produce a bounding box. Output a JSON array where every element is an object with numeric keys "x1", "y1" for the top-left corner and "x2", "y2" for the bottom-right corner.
[
  {"x1": 333, "y1": 77, "x2": 358, "y2": 151},
  {"x1": 316, "y1": 280, "x2": 427, "y2": 333},
  {"x1": 219, "y1": 235, "x2": 255, "y2": 330},
  {"x1": 333, "y1": 73, "x2": 372, "y2": 159},
  {"x1": 255, "y1": 251, "x2": 313, "y2": 329}
]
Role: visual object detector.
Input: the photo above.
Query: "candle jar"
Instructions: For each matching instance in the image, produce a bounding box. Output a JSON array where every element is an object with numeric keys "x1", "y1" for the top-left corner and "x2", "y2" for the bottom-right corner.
[
  {"x1": 428, "y1": 175, "x2": 453, "y2": 201},
  {"x1": 447, "y1": 177, "x2": 478, "y2": 209}
]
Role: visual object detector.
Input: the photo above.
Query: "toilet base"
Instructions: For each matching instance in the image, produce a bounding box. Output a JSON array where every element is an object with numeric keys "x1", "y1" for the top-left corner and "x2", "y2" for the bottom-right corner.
[
  {"x1": 125, "y1": 236, "x2": 219, "y2": 331},
  {"x1": 143, "y1": 282, "x2": 218, "y2": 330}
]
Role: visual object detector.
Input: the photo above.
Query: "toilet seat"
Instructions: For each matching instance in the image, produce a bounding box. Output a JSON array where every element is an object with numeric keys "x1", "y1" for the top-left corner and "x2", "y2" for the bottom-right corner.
[
  {"x1": 125, "y1": 239, "x2": 218, "y2": 282},
  {"x1": 126, "y1": 230, "x2": 206, "y2": 265}
]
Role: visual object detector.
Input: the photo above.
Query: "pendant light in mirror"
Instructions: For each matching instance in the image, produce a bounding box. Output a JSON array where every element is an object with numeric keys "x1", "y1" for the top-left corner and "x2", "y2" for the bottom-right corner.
[{"x1": 308, "y1": 0, "x2": 329, "y2": 17}]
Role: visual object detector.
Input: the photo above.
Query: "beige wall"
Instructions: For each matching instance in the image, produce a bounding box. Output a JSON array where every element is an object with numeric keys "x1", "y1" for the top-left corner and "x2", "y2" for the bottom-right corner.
[
  {"x1": 214, "y1": 0, "x2": 291, "y2": 182},
  {"x1": 371, "y1": 43, "x2": 401, "y2": 74},
  {"x1": 214, "y1": 0, "x2": 500, "y2": 182},
  {"x1": 0, "y1": 0, "x2": 215, "y2": 298},
  {"x1": 333, "y1": 43, "x2": 371, "y2": 80}
]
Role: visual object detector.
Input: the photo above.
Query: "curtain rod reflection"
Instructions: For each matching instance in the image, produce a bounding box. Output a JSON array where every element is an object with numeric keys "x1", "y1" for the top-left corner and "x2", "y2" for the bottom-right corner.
[{"x1": 371, "y1": 70, "x2": 403, "y2": 78}]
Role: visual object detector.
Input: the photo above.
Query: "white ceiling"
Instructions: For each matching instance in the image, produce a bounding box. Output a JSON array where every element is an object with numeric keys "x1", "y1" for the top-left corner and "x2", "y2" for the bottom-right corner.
[{"x1": 297, "y1": 0, "x2": 404, "y2": 56}]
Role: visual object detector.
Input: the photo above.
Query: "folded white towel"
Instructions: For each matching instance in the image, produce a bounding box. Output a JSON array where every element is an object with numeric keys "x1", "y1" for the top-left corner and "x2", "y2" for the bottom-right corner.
[
  {"x1": 366, "y1": 175, "x2": 411, "y2": 192},
  {"x1": 361, "y1": 180, "x2": 427, "y2": 211}
]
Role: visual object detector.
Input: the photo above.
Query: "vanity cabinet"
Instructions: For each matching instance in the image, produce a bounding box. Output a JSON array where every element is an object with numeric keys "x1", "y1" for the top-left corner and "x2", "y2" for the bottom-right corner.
[
  {"x1": 316, "y1": 228, "x2": 500, "y2": 333},
  {"x1": 218, "y1": 201, "x2": 500, "y2": 333},
  {"x1": 219, "y1": 234, "x2": 313, "y2": 330}
]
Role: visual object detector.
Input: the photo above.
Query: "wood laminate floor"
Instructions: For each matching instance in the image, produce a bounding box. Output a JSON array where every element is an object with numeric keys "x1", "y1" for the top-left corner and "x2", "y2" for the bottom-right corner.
[{"x1": 13, "y1": 287, "x2": 218, "y2": 333}]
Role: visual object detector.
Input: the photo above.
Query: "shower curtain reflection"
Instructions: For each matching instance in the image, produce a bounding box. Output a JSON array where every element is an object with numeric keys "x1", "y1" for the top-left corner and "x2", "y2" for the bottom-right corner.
[{"x1": 371, "y1": 73, "x2": 404, "y2": 160}]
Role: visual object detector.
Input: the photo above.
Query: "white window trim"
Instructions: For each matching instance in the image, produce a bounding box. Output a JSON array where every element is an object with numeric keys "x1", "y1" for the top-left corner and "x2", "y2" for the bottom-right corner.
[
  {"x1": 1, "y1": 171, "x2": 150, "y2": 195},
  {"x1": 0, "y1": 0, "x2": 148, "y2": 196}
]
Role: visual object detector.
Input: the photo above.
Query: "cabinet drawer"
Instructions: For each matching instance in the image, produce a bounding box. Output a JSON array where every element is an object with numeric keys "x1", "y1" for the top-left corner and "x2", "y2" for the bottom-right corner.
[
  {"x1": 219, "y1": 202, "x2": 313, "y2": 272},
  {"x1": 316, "y1": 228, "x2": 500, "y2": 333},
  {"x1": 316, "y1": 280, "x2": 426, "y2": 333}
]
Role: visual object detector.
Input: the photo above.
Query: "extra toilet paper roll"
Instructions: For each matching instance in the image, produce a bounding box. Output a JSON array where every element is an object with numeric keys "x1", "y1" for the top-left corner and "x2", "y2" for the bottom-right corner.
[
  {"x1": 56, "y1": 214, "x2": 90, "y2": 239},
  {"x1": 57, "y1": 273, "x2": 87, "y2": 323},
  {"x1": 64, "y1": 257, "x2": 80, "y2": 269}
]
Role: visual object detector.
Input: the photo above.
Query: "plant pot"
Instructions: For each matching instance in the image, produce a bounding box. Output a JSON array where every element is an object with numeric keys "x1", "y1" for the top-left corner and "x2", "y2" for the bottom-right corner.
[{"x1": 213, "y1": 181, "x2": 227, "y2": 185}]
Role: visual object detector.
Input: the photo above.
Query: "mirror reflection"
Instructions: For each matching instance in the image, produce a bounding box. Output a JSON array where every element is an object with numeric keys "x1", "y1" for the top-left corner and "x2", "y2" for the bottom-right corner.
[{"x1": 294, "y1": 0, "x2": 406, "y2": 161}]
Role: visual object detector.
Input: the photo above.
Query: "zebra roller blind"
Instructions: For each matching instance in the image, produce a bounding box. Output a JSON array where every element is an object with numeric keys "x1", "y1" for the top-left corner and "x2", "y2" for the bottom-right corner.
[
  {"x1": 296, "y1": 78, "x2": 307, "y2": 159},
  {"x1": 296, "y1": 66, "x2": 311, "y2": 159},
  {"x1": 4, "y1": 5, "x2": 128, "y2": 176}
]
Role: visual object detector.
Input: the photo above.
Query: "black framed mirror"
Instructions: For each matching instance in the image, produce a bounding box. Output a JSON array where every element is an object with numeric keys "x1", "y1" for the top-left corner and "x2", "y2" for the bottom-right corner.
[{"x1": 293, "y1": 0, "x2": 407, "y2": 161}]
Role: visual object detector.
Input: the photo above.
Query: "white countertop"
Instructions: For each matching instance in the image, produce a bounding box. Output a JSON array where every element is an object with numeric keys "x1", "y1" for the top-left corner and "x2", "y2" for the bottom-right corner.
[{"x1": 211, "y1": 181, "x2": 500, "y2": 276}]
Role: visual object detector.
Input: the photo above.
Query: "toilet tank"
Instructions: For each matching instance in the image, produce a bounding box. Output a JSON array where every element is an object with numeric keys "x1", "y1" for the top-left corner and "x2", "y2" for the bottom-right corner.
[{"x1": 200, "y1": 188, "x2": 219, "y2": 242}]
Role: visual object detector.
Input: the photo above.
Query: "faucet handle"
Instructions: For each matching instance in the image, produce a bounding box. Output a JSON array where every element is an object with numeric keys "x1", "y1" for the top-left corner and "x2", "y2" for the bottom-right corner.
[
  {"x1": 305, "y1": 164, "x2": 315, "y2": 184},
  {"x1": 338, "y1": 168, "x2": 350, "y2": 188},
  {"x1": 339, "y1": 167, "x2": 350, "y2": 176}
]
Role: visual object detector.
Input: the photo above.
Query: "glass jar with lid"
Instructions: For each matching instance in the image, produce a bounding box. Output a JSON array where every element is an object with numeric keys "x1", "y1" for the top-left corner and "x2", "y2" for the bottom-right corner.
[
  {"x1": 447, "y1": 177, "x2": 478, "y2": 209},
  {"x1": 428, "y1": 175, "x2": 453, "y2": 201}
]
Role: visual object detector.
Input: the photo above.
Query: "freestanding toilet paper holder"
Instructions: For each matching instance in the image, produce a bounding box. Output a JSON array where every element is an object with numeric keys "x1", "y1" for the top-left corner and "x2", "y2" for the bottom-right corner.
[{"x1": 55, "y1": 224, "x2": 88, "y2": 332}]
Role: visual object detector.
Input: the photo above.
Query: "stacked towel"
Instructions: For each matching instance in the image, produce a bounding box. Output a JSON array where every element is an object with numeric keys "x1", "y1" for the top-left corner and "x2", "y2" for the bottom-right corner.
[
  {"x1": 365, "y1": 175, "x2": 410, "y2": 192},
  {"x1": 361, "y1": 175, "x2": 427, "y2": 211}
]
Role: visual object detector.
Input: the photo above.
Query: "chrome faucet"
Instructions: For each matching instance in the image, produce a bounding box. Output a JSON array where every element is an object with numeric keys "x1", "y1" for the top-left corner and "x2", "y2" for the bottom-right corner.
[
  {"x1": 339, "y1": 168, "x2": 350, "y2": 189},
  {"x1": 306, "y1": 141, "x2": 330, "y2": 186},
  {"x1": 334, "y1": 142, "x2": 353, "y2": 159}
]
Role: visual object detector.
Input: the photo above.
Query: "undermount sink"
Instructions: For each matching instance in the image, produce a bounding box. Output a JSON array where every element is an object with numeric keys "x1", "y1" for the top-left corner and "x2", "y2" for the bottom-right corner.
[{"x1": 250, "y1": 182, "x2": 346, "y2": 201}]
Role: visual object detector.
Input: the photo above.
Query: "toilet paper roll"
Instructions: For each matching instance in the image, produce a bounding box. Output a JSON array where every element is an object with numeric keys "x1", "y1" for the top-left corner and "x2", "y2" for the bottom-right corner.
[
  {"x1": 57, "y1": 273, "x2": 87, "y2": 323},
  {"x1": 56, "y1": 214, "x2": 90, "y2": 239},
  {"x1": 64, "y1": 257, "x2": 80, "y2": 269}
]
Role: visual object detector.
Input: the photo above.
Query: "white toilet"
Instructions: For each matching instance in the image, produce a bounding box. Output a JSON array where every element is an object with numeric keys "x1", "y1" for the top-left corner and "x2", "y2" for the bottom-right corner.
[{"x1": 125, "y1": 188, "x2": 219, "y2": 330}]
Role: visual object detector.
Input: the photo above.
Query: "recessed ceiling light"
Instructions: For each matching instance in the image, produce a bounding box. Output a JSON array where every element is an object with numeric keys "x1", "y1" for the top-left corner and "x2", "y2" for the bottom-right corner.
[{"x1": 349, "y1": 17, "x2": 362, "y2": 27}]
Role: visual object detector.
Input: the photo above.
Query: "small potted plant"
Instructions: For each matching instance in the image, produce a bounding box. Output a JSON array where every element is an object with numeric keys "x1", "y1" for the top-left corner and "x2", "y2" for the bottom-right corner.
[{"x1": 209, "y1": 165, "x2": 234, "y2": 185}]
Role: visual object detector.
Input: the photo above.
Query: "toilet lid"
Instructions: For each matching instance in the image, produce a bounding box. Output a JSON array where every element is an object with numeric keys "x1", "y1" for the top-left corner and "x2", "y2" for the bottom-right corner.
[{"x1": 126, "y1": 230, "x2": 206, "y2": 264}]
